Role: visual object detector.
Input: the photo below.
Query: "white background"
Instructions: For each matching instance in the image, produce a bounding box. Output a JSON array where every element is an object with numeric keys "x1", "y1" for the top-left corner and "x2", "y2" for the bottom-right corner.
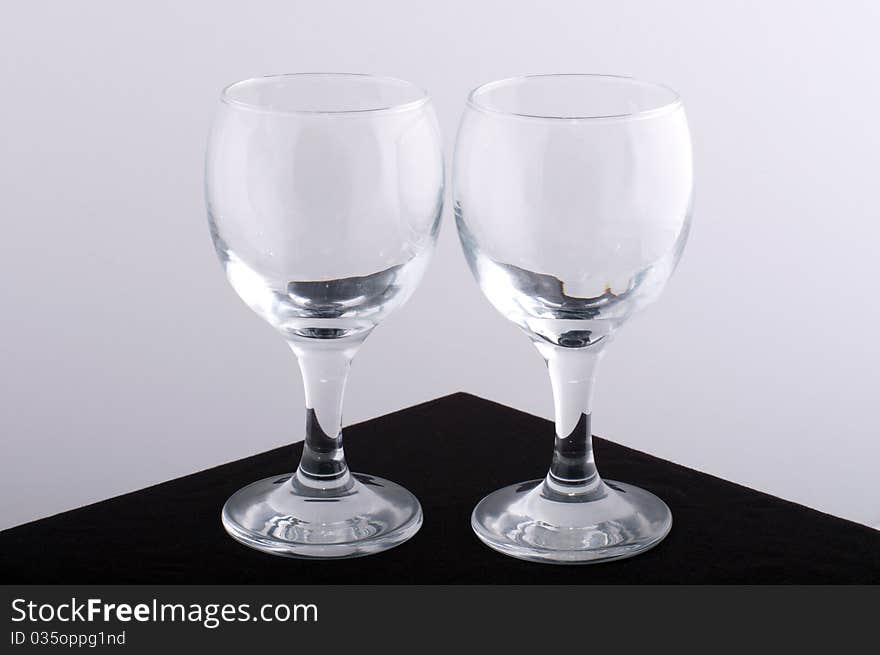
[{"x1": 1, "y1": 0, "x2": 878, "y2": 531}]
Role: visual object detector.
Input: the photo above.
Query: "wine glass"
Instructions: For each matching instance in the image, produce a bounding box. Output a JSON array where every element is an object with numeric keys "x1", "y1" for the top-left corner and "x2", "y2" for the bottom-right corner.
[
  {"x1": 454, "y1": 74, "x2": 693, "y2": 563},
  {"x1": 205, "y1": 73, "x2": 443, "y2": 558}
]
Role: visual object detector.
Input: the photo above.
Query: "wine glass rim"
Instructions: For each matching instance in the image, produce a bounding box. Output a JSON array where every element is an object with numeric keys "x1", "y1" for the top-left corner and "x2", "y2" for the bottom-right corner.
[
  {"x1": 466, "y1": 73, "x2": 682, "y2": 121},
  {"x1": 220, "y1": 72, "x2": 431, "y2": 116}
]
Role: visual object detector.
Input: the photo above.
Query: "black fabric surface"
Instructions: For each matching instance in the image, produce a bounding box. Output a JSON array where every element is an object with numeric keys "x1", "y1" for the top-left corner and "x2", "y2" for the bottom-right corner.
[{"x1": 1, "y1": 392, "x2": 878, "y2": 584}]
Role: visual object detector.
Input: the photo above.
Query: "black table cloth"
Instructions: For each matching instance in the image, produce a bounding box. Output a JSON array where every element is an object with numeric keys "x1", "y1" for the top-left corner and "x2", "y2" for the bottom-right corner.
[{"x1": 2, "y1": 393, "x2": 877, "y2": 584}]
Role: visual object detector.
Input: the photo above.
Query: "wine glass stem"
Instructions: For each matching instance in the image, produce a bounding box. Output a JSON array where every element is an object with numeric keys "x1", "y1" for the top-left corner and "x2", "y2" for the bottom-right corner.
[
  {"x1": 535, "y1": 341, "x2": 607, "y2": 499},
  {"x1": 288, "y1": 340, "x2": 361, "y2": 494}
]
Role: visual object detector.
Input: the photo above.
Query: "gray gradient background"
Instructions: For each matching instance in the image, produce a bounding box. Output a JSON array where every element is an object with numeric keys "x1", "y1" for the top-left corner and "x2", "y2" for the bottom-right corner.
[{"x1": 2, "y1": 0, "x2": 878, "y2": 531}]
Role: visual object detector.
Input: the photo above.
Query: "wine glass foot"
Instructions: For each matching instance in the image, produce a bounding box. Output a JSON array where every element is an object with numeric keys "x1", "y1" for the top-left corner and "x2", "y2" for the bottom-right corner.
[
  {"x1": 222, "y1": 472, "x2": 422, "y2": 559},
  {"x1": 471, "y1": 479, "x2": 671, "y2": 564}
]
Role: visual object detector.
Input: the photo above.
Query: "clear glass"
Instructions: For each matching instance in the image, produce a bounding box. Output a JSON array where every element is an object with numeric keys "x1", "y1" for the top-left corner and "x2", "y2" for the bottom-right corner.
[
  {"x1": 206, "y1": 73, "x2": 443, "y2": 558},
  {"x1": 454, "y1": 74, "x2": 693, "y2": 563}
]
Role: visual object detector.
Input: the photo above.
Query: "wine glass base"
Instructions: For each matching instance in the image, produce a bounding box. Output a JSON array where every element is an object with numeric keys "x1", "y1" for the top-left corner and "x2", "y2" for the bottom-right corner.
[
  {"x1": 222, "y1": 472, "x2": 422, "y2": 559},
  {"x1": 471, "y1": 479, "x2": 671, "y2": 564}
]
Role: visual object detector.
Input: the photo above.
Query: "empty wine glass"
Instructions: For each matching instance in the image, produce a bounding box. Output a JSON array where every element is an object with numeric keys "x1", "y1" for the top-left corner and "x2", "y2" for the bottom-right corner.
[
  {"x1": 206, "y1": 73, "x2": 443, "y2": 558},
  {"x1": 454, "y1": 74, "x2": 693, "y2": 563}
]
